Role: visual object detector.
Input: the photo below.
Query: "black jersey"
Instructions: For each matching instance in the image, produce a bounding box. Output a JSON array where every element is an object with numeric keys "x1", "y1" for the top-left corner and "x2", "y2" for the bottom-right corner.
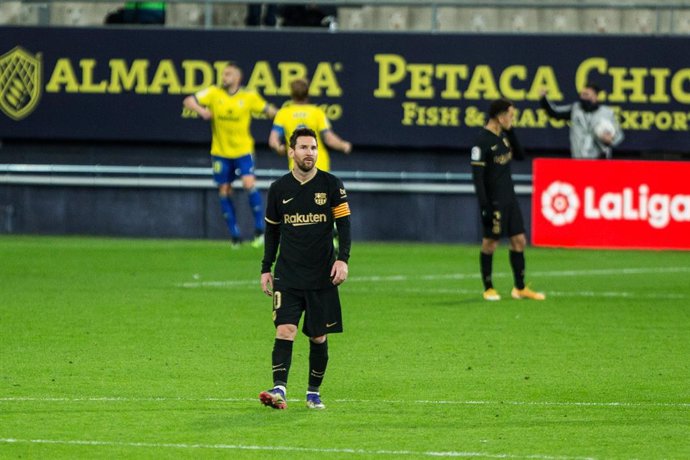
[
  {"x1": 470, "y1": 128, "x2": 523, "y2": 208},
  {"x1": 262, "y1": 169, "x2": 350, "y2": 290}
]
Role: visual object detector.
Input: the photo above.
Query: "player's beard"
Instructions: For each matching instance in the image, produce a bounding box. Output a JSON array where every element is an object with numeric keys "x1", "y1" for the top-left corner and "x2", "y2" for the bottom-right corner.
[
  {"x1": 295, "y1": 156, "x2": 315, "y2": 173},
  {"x1": 221, "y1": 78, "x2": 237, "y2": 91}
]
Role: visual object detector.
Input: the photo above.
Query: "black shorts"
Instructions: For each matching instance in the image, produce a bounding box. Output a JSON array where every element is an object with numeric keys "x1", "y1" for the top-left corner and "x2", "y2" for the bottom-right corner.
[
  {"x1": 272, "y1": 284, "x2": 343, "y2": 337},
  {"x1": 482, "y1": 200, "x2": 525, "y2": 240}
]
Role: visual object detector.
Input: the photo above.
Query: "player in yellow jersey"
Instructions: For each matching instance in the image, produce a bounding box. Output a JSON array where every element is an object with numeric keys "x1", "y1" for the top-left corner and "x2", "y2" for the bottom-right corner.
[
  {"x1": 268, "y1": 78, "x2": 351, "y2": 172},
  {"x1": 184, "y1": 63, "x2": 277, "y2": 247}
]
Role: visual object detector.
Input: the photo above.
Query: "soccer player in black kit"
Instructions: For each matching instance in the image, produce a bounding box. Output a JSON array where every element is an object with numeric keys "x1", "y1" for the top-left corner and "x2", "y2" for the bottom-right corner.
[
  {"x1": 471, "y1": 99, "x2": 545, "y2": 302},
  {"x1": 259, "y1": 127, "x2": 351, "y2": 410}
]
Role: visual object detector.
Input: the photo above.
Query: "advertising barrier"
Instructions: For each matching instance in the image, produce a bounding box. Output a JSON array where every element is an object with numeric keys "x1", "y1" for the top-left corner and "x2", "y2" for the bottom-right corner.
[
  {"x1": 2, "y1": 26, "x2": 690, "y2": 152},
  {"x1": 532, "y1": 158, "x2": 690, "y2": 250}
]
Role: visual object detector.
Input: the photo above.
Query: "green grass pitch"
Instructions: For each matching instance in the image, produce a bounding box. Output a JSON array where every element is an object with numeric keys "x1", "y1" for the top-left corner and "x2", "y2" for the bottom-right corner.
[{"x1": 1, "y1": 235, "x2": 689, "y2": 459}]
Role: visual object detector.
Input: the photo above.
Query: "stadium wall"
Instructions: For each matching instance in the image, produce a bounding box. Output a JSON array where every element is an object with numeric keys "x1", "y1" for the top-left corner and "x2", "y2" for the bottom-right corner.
[
  {"x1": 0, "y1": 177, "x2": 520, "y2": 243},
  {"x1": 0, "y1": 142, "x2": 534, "y2": 243}
]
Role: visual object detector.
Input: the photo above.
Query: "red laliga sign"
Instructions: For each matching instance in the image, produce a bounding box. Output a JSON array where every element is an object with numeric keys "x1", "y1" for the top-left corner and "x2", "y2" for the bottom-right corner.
[{"x1": 532, "y1": 159, "x2": 690, "y2": 250}]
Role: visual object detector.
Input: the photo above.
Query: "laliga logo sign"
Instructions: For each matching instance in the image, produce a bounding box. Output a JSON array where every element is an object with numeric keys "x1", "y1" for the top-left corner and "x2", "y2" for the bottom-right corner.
[
  {"x1": 541, "y1": 181, "x2": 580, "y2": 226},
  {"x1": 541, "y1": 181, "x2": 690, "y2": 229}
]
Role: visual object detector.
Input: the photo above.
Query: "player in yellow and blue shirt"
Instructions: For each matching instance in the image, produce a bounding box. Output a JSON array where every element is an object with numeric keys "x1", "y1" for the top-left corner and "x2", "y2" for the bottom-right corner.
[
  {"x1": 184, "y1": 63, "x2": 276, "y2": 247},
  {"x1": 268, "y1": 78, "x2": 351, "y2": 172}
]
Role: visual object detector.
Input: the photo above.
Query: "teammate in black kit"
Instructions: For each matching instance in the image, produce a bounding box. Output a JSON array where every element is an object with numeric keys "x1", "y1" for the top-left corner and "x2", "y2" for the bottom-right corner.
[
  {"x1": 259, "y1": 127, "x2": 351, "y2": 410},
  {"x1": 471, "y1": 98, "x2": 545, "y2": 302}
]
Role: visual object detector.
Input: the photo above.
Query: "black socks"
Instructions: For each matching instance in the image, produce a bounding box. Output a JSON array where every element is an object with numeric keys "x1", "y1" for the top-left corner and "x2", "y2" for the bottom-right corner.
[
  {"x1": 480, "y1": 252, "x2": 493, "y2": 290},
  {"x1": 509, "y1": 250, "x2": 526, "y2": 290},
  {"x1": 308, "y1": 339, "x2": 329, "y2": 392},
  {"x1": 272, "y1": 338, "x2": 293, "y2": 387}
]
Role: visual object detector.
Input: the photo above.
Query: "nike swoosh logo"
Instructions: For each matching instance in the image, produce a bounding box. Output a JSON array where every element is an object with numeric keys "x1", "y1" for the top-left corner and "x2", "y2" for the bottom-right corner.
[
  {"x1": 491, "y1": 144, "x2": 498, "y2": 151},
  {"x1": 326, "y1": 322, "x2": 338, "y2": 328},
  {"x1": 282, "y1": 198, "x2": 294, "y2": 204}
]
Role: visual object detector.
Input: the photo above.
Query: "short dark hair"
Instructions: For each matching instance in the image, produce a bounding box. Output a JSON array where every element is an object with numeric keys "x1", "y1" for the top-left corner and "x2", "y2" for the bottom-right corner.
[
  {"x1": 290, "y1": 78, "x2": 309, "y2": 102},
  {"x1": 289, "y1": 127, "x2": 318, "y2": 149},
  {"x1": 584, "y1": 81, "x2": 601, "y2": 93},
  {"x1": 488, "y1": 98, "x2": 513, "y2": 120}
]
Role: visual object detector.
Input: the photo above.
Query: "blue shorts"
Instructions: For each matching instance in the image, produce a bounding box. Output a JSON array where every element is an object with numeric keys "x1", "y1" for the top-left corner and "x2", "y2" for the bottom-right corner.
[{"x1": 211, "y1": 154, "x2": 255, "y2": 185}]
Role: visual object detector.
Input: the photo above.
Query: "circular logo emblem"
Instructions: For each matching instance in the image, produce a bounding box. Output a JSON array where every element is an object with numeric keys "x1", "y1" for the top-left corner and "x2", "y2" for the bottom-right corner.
[{"x1": 541, "y1": 181, "x2": 580, "y2": 226}]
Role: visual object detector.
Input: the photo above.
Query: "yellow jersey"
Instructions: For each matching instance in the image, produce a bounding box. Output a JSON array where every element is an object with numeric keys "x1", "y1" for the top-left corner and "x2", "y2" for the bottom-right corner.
[
  {"x1": 195, "y1": 86, "x2": 267, "y2": 159},
  {"x1": 272, "y1": 103, "x2": 332, "y2": 171}
]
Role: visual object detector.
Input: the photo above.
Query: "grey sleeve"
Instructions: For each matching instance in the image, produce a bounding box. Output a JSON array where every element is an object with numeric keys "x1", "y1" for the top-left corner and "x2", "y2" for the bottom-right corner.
[{"x1": 540, "y1": 96, "x2": 573, "y2": 121}]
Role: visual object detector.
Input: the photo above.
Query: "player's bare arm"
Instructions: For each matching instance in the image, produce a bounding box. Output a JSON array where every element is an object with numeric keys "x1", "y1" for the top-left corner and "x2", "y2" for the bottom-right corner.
[
  {"x1": 268, "y1": 130, "x2": 287, "y2": 156},
  {"x1": 183, "y1": 95, "x2": 212, "y2": 120},
  {"x1": 330, "y1": 260, "x2": 348, "y2": 285},
  {"x1": 324, "y1": 131, "x2": 352, "y2": 154},
  {"x1": 261, "y1": 272, "x2": 274, "y2": 296},
  {"x1": 265, "y1": 104, "x2": 278, "y2": 120}
]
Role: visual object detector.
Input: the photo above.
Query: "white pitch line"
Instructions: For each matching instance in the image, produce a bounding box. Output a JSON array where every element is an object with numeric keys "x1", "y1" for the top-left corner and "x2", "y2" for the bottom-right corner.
[
  {"x1": 531, "y1": 266, "x2": 690, "y2": 278},
  {"x1": 395, "y1": 287, "x2": 686, "y2": 300},
  {"x1": 177, "y1": 266, "x2": 690, "y2": 289},
  {"x1": 0, "y1": 438, "x2": 594, "y2": 459},
  {"x1": 1, "y1": 396, "x2": 688, "y2": 408}
]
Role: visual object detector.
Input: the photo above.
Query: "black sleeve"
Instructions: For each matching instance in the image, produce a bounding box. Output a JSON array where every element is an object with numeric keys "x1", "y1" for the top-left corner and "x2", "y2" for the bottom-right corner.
[
  {"x1": 264, "y1": 182, "x2": 280, "y2": 224},
  {"x1": 335, "y1": 216, "x2": 351, "y2": 264},
  {"x1": 261, "y1": 183, "x2": 280, "y2": 274},
  {"x1": 505, "y1": 129, "x2": 525, "y2": 161},
  {"x1": 472, "y1": 165, "x2": 489, "y2": 209},
  {"x1": 330, "y1": 175, "x2": 351, "y2": 264},
  {"x1": 470, "y1": 141, "x2": 490, "y2": 209},
  {"x1": 261, "y1": 222, "x2": 280, "y2": 274},
  {"x1": 540, "y1": 95, "x2": 572, "y2": 121}
]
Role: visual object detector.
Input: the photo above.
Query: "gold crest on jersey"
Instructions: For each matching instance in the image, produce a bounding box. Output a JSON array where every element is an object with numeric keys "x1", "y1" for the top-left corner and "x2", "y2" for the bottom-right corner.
[
  {"x1": 314, "y1": 193, "x2": 327, "y2": 205},
  {"x1": 0, "y1": 47, "x2": 42, "y2": 120}
]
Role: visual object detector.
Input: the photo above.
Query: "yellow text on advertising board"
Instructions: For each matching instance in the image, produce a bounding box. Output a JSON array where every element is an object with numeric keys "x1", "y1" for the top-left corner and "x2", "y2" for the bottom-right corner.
[
  {"x1": 44, "y1": 59, "x2": 343, "y2": 97},
  {"x1": 374, "y1": 54, "x2": 690, "y2": 105}
]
